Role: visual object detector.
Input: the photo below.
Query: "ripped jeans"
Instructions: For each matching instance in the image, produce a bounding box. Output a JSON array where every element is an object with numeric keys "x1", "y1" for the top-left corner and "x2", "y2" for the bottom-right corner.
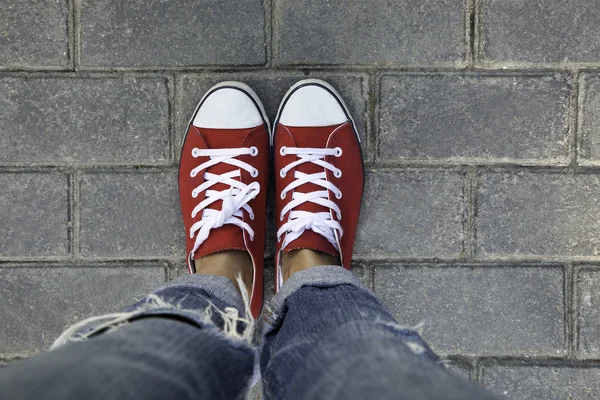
[{"x1": 0, "y1": 266, "x2": 501, "y2": 400}]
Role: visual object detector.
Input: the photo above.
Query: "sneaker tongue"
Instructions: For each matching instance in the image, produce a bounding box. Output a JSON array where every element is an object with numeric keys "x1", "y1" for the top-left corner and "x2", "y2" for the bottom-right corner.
[
  {"x1": 282, "y1": 125, "x2": 339, "y2": 257},
  {"x1": 193, "y1": 127, "x2": 254, "y2": 259}
]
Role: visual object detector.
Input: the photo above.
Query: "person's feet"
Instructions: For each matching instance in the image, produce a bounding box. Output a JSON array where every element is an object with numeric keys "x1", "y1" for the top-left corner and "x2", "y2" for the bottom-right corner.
[
  {"x1": 273, "y1": 79, "x2": 365, "y2": 289},
  {"x1": 179, "y1": 82, "x2": 269, "y2": 318}
]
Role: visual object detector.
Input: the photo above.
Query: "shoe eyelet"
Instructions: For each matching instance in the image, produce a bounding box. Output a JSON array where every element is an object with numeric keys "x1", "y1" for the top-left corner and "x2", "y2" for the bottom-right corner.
[
  {"x1": 280, "y1": 146, "x2": 287, "y2": 156},
  {"x1": 337, "y1": 213, "x2": 342, "y2": 220},
  {"x1": 334, "y1": 147, "x2": 343, "y2": 157},
  {"x1": 333, "y1": 169, "x2": 342, "y2": 178},
  {"x1": 192, "y1": 190, "x2": 198, "y2": 198},
  {"x1": 280, "y1": 192, "x2": 286, "y2": 200},
  {"x1": 192, "y1": 148, "x2": 201, "y2": 157},
  {"x1": 249, "y1": 146, "x2": 258, "y2": 156},
  {"x1": 335, "y1": 191, "x2": 343, "y2": 199},
  {"x1": 280, "y1": 170, "x2": 286, "y2": 178},
  {"x1": 250, "y1": 169, "x2": 259, "y2": 178}
]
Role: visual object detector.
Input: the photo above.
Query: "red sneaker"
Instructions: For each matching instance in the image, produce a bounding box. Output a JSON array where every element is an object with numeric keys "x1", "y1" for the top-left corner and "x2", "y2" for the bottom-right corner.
[
  {"x1": 273, "y1": 79, "x2": 364, "y2": 290},
  {"x1": 179, "y1": 82, "x2": 269, "y2": 318}
]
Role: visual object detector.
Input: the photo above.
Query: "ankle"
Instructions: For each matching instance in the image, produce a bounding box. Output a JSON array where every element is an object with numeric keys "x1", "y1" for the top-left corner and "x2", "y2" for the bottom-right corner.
[
  {"x1": 281, "y1": 249, "x2": 340, "y2": 283},
  {"x1": 194, "y1": 250, "x2": 253, "y2": 297}
]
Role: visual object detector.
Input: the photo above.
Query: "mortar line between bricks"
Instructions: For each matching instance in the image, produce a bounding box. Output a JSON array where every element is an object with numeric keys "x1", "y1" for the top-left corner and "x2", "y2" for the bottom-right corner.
[
  {"x1": 67, "y1": 173, "x2": 74, "y2": 258},
  {"x1": 357, "y1": 258, "x2": 591, "y2": 267},
  {"x1": 174, "y1": 74, "x2": 185, "y2": 164},
  {"x1": 572, "y1": 264, "x2": 582, "y2": 359},
  {"x1": 367, "y1": 72, "x2": 379, "y2": 163},
  {"x1": 0, "y1": 261, "x2": 172, "y2": 270},
  {"x1": 566, "y1": 263, "x2": 575, "y2": 359},
  {"x1": 472, "y1": 0, "x2": 483, "y2": 65},
  {"x1": 366, "y1": 164, "x2": 600, "y2": 173},
  {"x1": 473, "y1": 358, "x2": 481, "y2": 384},
  {"x1": 167, "y1": 74, "x2": 176, "y2": 165},
  {"x1": 367, "y1": 264, "x2": 375, "y2": 291},
  {"x1": 2, "y1": 257, "x2": 594, "y2": 268},
  {"x1": 5, "y1": 64, "x2": 600, "y2": 74},
  {"x1": 3, "y1": 160, "x2": 597, "y2": 171},
  {"x1": 1, "y1": 67, "x2": 598, "y2": 78},
  {"x1": 270, "y1": 0, "x2": 281, "y2": 66},
  {"x1": 443, "y1": 355, "x2": 478, "y2": 380},
  {"x1": 66, "y1": 0, "x2": 75, "y2": 70},
  {"x1": 478, "y1": 357, "x2": 600, "y2": 367},
  {"x1": 72, "y1": 171, "x2": 81, "y2": 260},
  {"x1": 0, "y1": 257, "x2": 575, "y2": 267},
  {"x1": 465, "y1": 0, "x2": 475, "y2": 66},
  {"x1": 463, "y1": 167, "x2": 477, "y2": 258},
  {"x1": 72, "y1": 0, "x2": 81, "y2": 69},
  {"x1": 165, "y1": 260, "x2": 181, "y2": 281},
  {"x1": 264, "y1": 0, "x2": 274, "y2": 68},
  {"x1": 569, "y1": 71, "x2": 581, "y2": 166}
]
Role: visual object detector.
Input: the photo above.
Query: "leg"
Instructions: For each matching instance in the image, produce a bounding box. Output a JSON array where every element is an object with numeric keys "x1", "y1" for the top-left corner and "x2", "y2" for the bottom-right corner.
[
  {"x1": 260, "y1": 265, "x2": 502, "y2": 400},
  {"x1": 0, "y1": 274, "x2": 255, "y2": 400}
]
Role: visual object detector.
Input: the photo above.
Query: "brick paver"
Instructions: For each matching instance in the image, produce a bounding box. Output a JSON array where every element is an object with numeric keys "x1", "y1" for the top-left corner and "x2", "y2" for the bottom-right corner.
[
  {"x1": 80, "y1": 171, "x2": 183, "y2": 258},
  {"x1": 81, "y1": 0, "x2": 266, "y2": 67},
  {"x1": 480, "y1": 0, "x2": 600, "y2": 65},
  {"x1": 576, "y1": 267, "x2": 600, "y2": 358},
  {"x1": 0, "y1": 76, "x2": 170, "y2": 165},
  {"x1": 2, "y1": 0, "x2": 600, "y2": 398},
  {"x1": 0, "y1": 1, "x2": 69, "y2": 68},
  {"x1": 276, "y1": 0, "x2": 465, "y2": 65},
  {"x1": 374, "y1": 265, "x2": 565, "y2": 356},
  {"x1": 0, "y1": 264, "x2": 167, "y2": 356},
  {"x1": 0, "y1": 173, "x2": 69, "y2": 257},
  {"x1": 579, "y1": 73, "x2": 600, "y2": 164},
  {"x1": 476, "y1": 172, "x2": 600, "y2": 258},
  {"x1": 379, "y1": 74, "x2": 571, "y2": 164},
  {"x1": 482, "y1": 365, "x2": 600, "y2": 400},
  {"x1": 355, "y1": 171, "x2": 464, "y2": 258}
]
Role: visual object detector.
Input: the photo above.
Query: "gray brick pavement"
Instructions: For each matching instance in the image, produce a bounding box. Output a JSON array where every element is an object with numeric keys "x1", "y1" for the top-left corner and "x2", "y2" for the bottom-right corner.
[
  {"x1": 0, "y1": 1, "x2": 69, "y2": 69},
  {"x1": 579, "y1": 73, "x2": 600, "y2": 164},
  {"x1": 379, "y1": 74, "x2": 571, "y2": 164},
  {"x1": 480, "y1": 0, "x2": 600, "y2": 65},
  {"x1": 81, "y1": 0, "x2": 266, "y2": 67},
  {"x1": 476, "y1": 172, "x2": 600, "y2": 258},
  {"x1": 80, "y1": 171, "x2": 183, "y2": 258},
  {"x1": 0, "y1": 173, "x2": 69, "y2": 258},
  {"x1": 0, "y1": 76, "x2": 170, "y2": 166},
  {"x1": 276, "y1": 0, "x2": 465, "y2": 65},
  {"x1": 0, "y1": 264, "x2": 167, "y2": 356},
  {"x1": 374, "y1": 265, "x2": 565, "y2": 356},
  {"x1": 481, "y1": 364, "x2": 600, "y2": 400},
  {"x1": 576, "y1": 267, "x2": 600, "y2": 358},
  {"x1": 355, "y1": 171, "x2": 464, "y2": 258},
  {"x1": 2, "y1": 0, "x2": 600, "y2": 397}
]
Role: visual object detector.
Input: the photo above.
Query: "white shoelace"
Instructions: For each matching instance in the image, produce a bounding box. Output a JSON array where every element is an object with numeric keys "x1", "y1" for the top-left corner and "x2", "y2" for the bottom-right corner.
[
  {"x1": 188, "y1": 147, "x2": 260, "y2": 259},
  {"x1": 277, "y1": 146, "x2": 344, "y2": 252}
]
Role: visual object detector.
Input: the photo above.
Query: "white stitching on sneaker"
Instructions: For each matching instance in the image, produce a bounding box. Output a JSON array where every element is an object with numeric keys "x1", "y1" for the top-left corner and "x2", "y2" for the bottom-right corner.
[
  {"x1": 277, "y1": 147, "x2": 343, "y2": 251},
  {"x1": 189, "y1": 147, "x2": 260, "y2": 259}
]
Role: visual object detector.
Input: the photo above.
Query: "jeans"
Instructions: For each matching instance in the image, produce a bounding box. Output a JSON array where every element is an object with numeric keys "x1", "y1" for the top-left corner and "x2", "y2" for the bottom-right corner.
[{"x1": 0, "y1": 266, "x2": 501, "y2": 400}]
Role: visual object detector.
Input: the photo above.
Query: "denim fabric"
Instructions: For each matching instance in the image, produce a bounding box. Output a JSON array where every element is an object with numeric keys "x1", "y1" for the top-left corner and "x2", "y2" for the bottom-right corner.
[
  {"x1": 0, "y1": 268, "x2": 502, "y2": 400},
  {"x1": 0, "y1": 274, "x2": 255, "y2": 400}
]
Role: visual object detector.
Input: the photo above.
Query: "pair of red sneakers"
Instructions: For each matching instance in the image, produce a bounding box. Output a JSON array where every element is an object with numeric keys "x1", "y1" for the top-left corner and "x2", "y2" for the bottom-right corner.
[{"x1": 179, "y1": 80, "x2": 364, "y2": 318}]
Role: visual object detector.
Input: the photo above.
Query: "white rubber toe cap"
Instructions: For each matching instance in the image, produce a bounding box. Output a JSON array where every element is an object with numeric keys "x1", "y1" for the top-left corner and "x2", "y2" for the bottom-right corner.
[
  {"x1": 279, "y1": 85, "x2": 348, "y2": 127},
  {"x1": 193, "y1": 87, "x2": 263, "y2": 129}
]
